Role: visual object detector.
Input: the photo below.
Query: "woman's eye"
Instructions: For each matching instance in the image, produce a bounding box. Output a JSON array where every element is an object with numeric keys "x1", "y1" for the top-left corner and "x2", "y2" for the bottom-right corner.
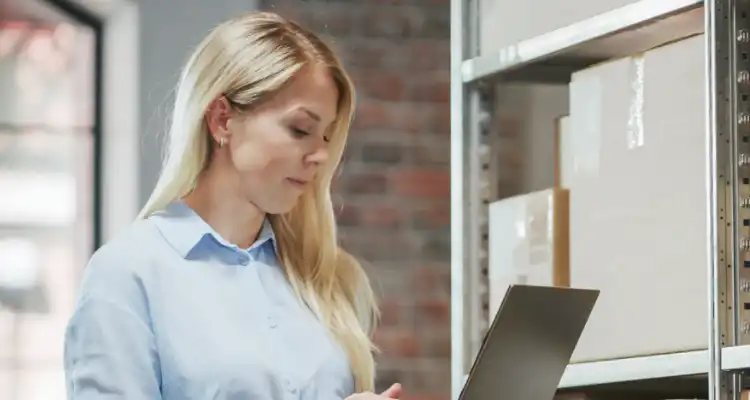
[
  {"x1": 290, "y1": 126, "x2": 329, "y2": 143},
  {"x1": 291, "y1": 127, "x2": 309, "y2": 137}
]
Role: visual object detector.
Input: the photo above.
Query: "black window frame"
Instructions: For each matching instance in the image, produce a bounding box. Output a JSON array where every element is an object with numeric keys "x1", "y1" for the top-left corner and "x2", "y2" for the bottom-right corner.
[{"x1": 44, "y1": 0, "x2": 104, "y2": 252}]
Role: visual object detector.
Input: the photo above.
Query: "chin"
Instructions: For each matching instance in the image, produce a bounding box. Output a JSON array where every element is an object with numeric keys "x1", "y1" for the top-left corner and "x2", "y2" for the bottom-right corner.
[{"x1": 260, "y1": 198, "x2": 300, "y2": 215}]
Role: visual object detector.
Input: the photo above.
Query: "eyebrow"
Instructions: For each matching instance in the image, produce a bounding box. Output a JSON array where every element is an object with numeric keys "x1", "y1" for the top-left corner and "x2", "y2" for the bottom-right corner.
[{"x1": 301, "y1": 107, "x2": 321, "y2": 122}]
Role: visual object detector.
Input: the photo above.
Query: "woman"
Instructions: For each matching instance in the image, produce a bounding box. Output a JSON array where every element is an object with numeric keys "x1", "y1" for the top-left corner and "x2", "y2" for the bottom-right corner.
[{"x1": 63, "y1": 11, "x2": 402, "y2": 400}]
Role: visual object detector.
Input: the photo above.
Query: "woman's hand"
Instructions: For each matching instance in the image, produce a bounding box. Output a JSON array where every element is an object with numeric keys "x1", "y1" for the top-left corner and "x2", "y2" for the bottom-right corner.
[{"x1": 346, "y1": 383, "x2": 403, "y2": 399}]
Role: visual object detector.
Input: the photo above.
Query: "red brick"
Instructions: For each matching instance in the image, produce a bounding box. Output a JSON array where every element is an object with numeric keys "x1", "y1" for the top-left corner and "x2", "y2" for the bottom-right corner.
[
  {"x1": 401, "y1": 107, "x2": 432, "y2": 135},
  {"x1": 396, "y1": 332, "x2": 421, "y2": 358},
  {"x1": 294, "y1": 2, "x2": 449, "y2": 40},
  {"x1": 374, "y1": 329, "x2": 421, "y2": 358},
  {"x1": 378, "y1": 299, "x2": 404, "y2": 327},
  {"x1": 352, "y1": 102, "x2": 401, "y2": 131},
  {"x1": 415, "y1": 299, "x2": 450, "y2": 325},
  {"x1": 258, "y1": 1, "x2": 471, "y2": 398},
  {"x1": 411, "y1": 201, "x2": 450, "y2": 229},
  {"x1": 361, "y1": 141, "x2": 404, "y2": 165},
  {"x1": 421, "y1": 333, "x2": 451, "y2": 358},
  {"x1": 360, "y1": 204, "x2": 402, "y2": 229},
  {"x1": 406, "y1": 361, "x2": 452, "y2": 395},
  {"x1": 266, "y1": 3, "x2": 302, "y2": 22},
  {"x1": 339, "y1": 229, "x2": 422, "y2": 262},
  {"x1": 411, "y1": 141, "x2": 450, "y2": 166},
  {"x1": 370, "y1": 269, "x2": 415, "y2": 299},
  {"x1": 375, "y1": 367, "x2": 408, "y2": 394},
  {"x1": 412, "y1": 266, "x2": 451, "y2": 299},
  {"x1": 361, "y1": 7, "x2": 413, "y2": 37},
  {"x1": 391, "y1": 169, "x2": 450, "y2": 198},
  {"x1": 335, "y1": 202, "x2": 361, "y2": 226},
  {"x1": 410, "y1": 78, "x2": 450, "y2": 103},
  {"x1": 353, "y1": 103, "x2": 449, "y2": 136},
  {"x1": 358, "y1": 72, "x2": 407, "y2": 101},
  {"x1": 403, "y1": 395, "x2": 449, "y2": 400},
  {"x1": 336, "y1": 202, "x2": 402, "y2": 230},
  {"x1": 409, "y1": 41, "x2": 450, "y2": 71},
  {"x1": 430, "y1": 105, "x2": 451, "y2": 135},
  {"x1": 420, "y1": 233, "x2": 450, "y2": 262},
  {"x1": 342, "y1": 172, "x2": 388, "y2": 195},
  {"x1": 341, "y1": 39, "x2": 391, "y2": 69}
]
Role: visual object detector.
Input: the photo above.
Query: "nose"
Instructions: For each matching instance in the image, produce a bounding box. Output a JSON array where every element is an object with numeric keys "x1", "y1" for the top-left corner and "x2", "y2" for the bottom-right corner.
[{"x1": 305, "y1": 142, "x2": 329, "y2": 167}]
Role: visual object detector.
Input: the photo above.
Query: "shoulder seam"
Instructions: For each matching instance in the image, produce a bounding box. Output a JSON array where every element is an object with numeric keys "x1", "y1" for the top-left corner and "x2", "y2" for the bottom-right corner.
[{"x1": 74, "y1": 295, "x2": 155, "y2": 338}]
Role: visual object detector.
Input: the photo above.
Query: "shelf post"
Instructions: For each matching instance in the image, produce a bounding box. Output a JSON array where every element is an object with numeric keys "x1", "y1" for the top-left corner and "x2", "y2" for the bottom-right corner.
[
  {"x1": 450, "y1": 0, "x2": 469, "y2": 396},
  {"x1": 707, "y1": 0, "x2": 738, "y2": 398},
  {"x1": 453, "y1": 0, "x2": 745, "y2": 398},
  {"x1": 451, "y1": 0, "x2": 491, "y2": 396}
]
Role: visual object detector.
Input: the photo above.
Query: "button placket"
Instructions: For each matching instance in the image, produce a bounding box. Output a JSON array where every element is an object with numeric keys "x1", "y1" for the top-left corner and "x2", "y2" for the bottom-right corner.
[
  {"x1": 237, "y1": 252, "x2": 249, "y2": 266},
  {"x1": 284, "y1": 378, "x2": 297, "y2": 394},
  {"x1": 267, "y1": 314, "x2": 297, "y2": 395}
]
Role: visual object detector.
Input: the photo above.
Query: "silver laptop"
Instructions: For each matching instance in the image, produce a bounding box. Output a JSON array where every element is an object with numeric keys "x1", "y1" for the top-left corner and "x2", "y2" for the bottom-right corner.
[{"x1": 458, "y1": 284, "x2": 599, "y2": 400}]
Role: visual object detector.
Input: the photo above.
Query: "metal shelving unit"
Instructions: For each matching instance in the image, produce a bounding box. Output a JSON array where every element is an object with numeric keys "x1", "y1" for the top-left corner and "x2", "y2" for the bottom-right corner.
[{"x1": 450, "y1": 0, "x2": 750, "y2": 399}]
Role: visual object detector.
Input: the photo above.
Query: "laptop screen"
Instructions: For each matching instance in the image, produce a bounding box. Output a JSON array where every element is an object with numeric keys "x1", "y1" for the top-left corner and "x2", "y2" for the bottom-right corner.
[{"x1": 459, "y1": 285, "x2": 599, "y2": 400}]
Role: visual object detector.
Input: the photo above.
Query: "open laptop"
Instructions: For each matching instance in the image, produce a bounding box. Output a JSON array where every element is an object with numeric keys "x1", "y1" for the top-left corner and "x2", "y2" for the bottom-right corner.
[{"x1": 458, "y1": 284, "x2": 599, "y2": 400}]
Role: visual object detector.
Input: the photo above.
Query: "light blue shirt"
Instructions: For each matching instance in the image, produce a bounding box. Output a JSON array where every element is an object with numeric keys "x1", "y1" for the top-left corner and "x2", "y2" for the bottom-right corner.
[{"x1": 64, "y1": 201, "x2": 355, "y2": 399}]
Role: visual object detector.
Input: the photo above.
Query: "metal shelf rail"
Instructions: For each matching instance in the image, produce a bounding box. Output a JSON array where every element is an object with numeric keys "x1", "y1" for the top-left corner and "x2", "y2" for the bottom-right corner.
[{"x1": 449, "y1": 0, "x2": 750, "y2": 399}]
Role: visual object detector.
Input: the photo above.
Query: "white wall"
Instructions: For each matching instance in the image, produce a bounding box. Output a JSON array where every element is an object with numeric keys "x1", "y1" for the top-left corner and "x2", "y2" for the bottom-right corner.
[{"x1": 137, "y1": 0, "x2": 259, "y2": 205}]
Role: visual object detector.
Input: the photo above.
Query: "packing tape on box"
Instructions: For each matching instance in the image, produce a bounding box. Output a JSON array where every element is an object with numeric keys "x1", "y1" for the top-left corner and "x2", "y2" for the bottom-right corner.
[
  {"x1": 489, "y1": 190, "x2": 563, "y2": 318},
  {"x1": 508, "y1": 192, "x2": 554, "y2": 283},
  {"x1": 627, "y1": 55, "x2": 645, "y2": 149}
]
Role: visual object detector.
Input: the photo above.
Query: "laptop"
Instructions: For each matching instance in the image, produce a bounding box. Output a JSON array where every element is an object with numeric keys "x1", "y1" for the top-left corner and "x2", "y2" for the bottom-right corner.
[{"x1": 458, "y1": 284, "x2": 599, "y2": 400}]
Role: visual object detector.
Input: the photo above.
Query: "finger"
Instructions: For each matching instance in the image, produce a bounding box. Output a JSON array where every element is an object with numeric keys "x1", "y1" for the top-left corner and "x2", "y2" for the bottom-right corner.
[{"x1": 380, "y1": 383, "x2": 402, "y2": 398}]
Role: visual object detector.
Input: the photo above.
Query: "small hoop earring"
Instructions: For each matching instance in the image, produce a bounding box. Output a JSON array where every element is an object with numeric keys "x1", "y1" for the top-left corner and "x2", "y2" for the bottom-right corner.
[{"x1": 218, "y1": 137, "x2": 226, "y2": 148}]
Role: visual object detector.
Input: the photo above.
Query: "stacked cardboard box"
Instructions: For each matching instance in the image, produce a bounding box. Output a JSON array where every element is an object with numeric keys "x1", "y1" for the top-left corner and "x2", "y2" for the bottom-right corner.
[
  {"x1": 560, "y1": 34, "x2": 708, "y2": 361},
  {"x1": 487, "y1": 188, "x2": 570, "y2": 319}
]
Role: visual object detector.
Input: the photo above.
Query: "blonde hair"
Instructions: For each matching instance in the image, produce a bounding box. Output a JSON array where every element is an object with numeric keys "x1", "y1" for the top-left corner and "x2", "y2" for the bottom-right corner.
[{"x1": 136, "y1": 12, "x2": 379, "y2": 391}]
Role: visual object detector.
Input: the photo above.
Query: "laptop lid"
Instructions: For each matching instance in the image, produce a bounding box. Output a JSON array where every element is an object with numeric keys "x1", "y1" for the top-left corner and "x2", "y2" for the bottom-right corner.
[{"x1": 458, "y1": 284, "x2": 599, "y2": 400}]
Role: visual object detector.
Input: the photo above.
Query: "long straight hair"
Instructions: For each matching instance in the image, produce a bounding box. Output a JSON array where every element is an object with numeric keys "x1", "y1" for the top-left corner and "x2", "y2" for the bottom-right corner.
[{"x1": 136, "y1": 12, "x2": 378, "y2": 392}]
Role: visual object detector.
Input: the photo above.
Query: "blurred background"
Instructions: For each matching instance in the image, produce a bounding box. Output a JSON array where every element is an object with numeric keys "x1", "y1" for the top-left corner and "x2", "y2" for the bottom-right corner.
[{"x1": 0, "y1": 0, "x2": 452, "y2": 399}]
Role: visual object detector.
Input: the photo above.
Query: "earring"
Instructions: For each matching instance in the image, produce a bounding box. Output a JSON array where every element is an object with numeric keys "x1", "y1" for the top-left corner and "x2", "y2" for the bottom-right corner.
[{"x1": 218, "y1": 137, "x2": 226, "y2": 148}]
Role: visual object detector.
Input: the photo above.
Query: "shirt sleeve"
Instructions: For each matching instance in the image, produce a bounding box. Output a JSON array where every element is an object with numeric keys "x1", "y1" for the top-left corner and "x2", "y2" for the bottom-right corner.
[
  {"x1": 63, "y1": 239, "x2": 162, "y2": 399},
  {"x1": 64, "y1": 297, "x2": 162, "y2": 399}
]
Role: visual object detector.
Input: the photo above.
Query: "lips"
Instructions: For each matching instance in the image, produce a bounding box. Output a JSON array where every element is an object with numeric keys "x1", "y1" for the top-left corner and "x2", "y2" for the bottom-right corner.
[{"x1": 286, "y1": 177, "x2": 310, "y2": 187}]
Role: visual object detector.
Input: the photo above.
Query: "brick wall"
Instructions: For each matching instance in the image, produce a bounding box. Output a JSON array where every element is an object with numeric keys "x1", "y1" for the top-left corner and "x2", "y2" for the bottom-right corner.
[{"x1": 259, "y1": 1, "x2": 451, "y2": 398}]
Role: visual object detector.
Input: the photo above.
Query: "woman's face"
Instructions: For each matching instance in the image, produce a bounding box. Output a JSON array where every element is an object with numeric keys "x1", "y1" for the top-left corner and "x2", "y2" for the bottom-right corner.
[{"x1": 208, "y1": 64, "x2": 339, "y2": 214}]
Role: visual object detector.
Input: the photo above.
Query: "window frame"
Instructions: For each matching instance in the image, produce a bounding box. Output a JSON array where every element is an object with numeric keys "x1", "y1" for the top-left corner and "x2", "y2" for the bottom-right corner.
[
  {"x1": 45, "y1": 0, "x2": 105, "y2": 251},
  {"x1": 45, "y1": 0, "x2": 141, "y2": 249},
  {"x1": 0, "y1": 1, "x2": 139, "y2": 397}
]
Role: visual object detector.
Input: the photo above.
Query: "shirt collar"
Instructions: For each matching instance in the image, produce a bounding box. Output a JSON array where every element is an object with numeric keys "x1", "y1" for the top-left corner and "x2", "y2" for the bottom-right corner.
[{"x1": 150, "y1": 201, "x2": 277, "y2": 259}]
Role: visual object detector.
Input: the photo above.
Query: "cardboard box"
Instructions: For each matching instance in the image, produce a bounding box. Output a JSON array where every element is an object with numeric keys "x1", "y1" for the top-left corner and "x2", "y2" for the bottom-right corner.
[
  {"x1": 563, "y1": 35, "x2": 707, "y2": 362},
  {"x1": 488, "y1": 188, "x2": 570, "y2": 320},
  {"x1": 479, "y1": 0, "x2": 639, "y2": 55}
]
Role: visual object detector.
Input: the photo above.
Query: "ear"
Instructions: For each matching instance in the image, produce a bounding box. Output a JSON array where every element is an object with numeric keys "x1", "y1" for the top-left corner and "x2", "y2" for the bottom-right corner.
[{"x1": 205, "y1": 96, "x2": 233, "y2": 143}]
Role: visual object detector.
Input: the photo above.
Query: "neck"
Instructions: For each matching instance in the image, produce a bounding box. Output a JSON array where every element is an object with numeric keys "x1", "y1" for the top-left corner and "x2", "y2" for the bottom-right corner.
[{"x1": 183, "y1": 165, "x2": 265, "y2": 249}]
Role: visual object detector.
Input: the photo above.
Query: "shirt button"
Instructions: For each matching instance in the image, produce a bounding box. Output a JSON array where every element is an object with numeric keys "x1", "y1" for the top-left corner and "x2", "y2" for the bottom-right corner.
[
  {"x1": 268, "y1": 316, "x2": 277, "y2": 329},
  {"x1": 237, "y1": 255, "x2": 249, "y2": 266},
  {"x1": 284, "y1": 379, "x2": 296, "y2": 394}
]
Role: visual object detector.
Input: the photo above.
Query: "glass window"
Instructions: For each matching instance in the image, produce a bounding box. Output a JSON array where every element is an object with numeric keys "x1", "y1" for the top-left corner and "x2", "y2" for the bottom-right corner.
[{"x1": 0, "y1": 3, "x2": 97, "y2": 399}]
